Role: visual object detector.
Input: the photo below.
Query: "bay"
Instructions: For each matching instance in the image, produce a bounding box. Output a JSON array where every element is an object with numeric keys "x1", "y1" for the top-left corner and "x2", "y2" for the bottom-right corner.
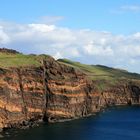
[{"x1": 1, "y1": 106, "x2": 140, "y2": 140}]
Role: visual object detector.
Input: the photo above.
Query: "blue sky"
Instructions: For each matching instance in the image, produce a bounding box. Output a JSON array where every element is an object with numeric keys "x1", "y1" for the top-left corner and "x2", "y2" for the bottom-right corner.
[
  {"x1": 1, "y1": 0, "x2": 140, "y2": 34},
  {"x1": 0, "y1": 0, "x2": 140, "y2": 73}
]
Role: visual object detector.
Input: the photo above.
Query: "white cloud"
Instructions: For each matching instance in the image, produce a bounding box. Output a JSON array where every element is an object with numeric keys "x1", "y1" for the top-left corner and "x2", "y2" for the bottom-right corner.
[
  {"x1": 0, "y1": 22, "x2": 140, "y2": 73},
  {"x1": 28, "y1": 24, "x2": 56, "y2": 32},
  {"x1": 121, "y1": 5, "x2": 140, "y2": 12},
  {"x1": 112, "y1": 5, "x2": 140, "y2": 14},
  {"x1": 0, "y1": 26, "x2": 10, "y2": 44},
  {"x1": 84, "y1": 41, "x2": 113, "y2": 56}
]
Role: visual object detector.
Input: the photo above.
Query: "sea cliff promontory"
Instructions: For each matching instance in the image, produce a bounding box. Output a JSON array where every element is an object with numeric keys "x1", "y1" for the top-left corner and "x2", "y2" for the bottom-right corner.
[{"x1": 0, "y1": 48, "x2": 140, "y2": 129}]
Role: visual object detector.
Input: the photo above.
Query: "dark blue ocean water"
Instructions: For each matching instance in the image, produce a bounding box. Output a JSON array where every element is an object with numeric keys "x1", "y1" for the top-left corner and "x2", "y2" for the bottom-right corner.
[{"x1": 1, "y1": 106, "x2": 140, "y2": 140}]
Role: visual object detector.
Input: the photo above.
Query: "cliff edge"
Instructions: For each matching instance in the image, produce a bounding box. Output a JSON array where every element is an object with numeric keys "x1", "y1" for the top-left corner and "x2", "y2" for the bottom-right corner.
[{"x1": 0, "y1": 49, "x2": 140, "y2": 129}]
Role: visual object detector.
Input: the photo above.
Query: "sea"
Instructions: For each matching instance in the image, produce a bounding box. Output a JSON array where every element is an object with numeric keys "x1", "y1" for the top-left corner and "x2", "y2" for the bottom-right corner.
[{"x1": 1, "y1": 106, "x2": 140, "y2": 140}]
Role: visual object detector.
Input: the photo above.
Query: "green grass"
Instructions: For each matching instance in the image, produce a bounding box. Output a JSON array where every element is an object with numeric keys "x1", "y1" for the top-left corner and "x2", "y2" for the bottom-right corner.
[
  {"x1": 0, "y1": 53, "x2": 50, "y2": 68},
  {"x1": 1, "y1": 51, "x2": 140, "y2": 92},
  {"x1": 58, "y1": 59, "x2": 140, "y2": 91}
]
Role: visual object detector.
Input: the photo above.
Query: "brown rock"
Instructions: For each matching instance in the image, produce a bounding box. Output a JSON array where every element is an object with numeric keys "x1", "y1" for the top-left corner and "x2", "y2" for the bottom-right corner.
[{"x1": 0, "y1": 56, "x2": 140, "y2": 129}]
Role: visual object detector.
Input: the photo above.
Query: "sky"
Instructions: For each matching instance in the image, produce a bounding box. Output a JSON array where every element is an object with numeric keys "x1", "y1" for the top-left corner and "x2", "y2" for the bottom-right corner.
[{"x1": 0, "y1": 0, "x2": 140, "y2": 73}]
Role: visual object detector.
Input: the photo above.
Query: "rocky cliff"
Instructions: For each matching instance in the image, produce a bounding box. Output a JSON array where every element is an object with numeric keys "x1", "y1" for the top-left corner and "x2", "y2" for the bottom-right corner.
[{"x1": 0, "y1": 49, "x2": 140, "y2": 130}]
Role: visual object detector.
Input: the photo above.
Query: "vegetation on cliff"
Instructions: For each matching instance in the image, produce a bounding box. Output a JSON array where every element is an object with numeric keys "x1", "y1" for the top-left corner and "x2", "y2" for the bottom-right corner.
[
  {"x1": 0, "y1": 48, "x2": 140, "y2": 91},
  {"x1": 58, "y1": 59, "x2": 140, "y2": 91},
  {"x1": 0, "y1": 48, "x2": 50, "y2": 68},
  {"x1": 0, "y1": 48, "x2": 140, "y2": 129}
]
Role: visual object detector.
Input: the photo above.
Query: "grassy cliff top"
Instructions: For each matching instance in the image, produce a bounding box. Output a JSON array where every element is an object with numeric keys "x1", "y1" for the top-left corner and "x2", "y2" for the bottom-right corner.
[
  {"x1": 0, "y1": 48, "x2": 50, "y2": 68},
  {"x1": 0, "y1": 53, "x2": 40, "y2": 67},
  {"x1": 1, "y1": 48, "x2": 140, "y2": 91},
  {"x1": 58, "y1": 59, "x2": 140, "y2": 91}
]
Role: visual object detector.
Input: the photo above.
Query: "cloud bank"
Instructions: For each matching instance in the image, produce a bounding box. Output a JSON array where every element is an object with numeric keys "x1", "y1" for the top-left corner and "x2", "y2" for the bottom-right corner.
[
  {"x1": 112, "y1": 5, "x2": 140, "y2": 14},
  {"x1": 120, "y1": 5, "x2": 140, "y2": 12},
  {"x1": 0, "y1": 21, "x2": 140, "y2": 73}
]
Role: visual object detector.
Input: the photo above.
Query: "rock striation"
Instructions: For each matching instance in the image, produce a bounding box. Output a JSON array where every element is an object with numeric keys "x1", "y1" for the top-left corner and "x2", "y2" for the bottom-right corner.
[{"x1": 0, "y1": 55, "x2": 140, "y2": 129}]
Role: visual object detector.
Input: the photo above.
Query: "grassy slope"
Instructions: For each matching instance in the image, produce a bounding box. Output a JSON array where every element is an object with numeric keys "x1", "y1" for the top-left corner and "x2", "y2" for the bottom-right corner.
[
  {"x1": 1, "y1": 51, "x2": 140, "y2": 91},
  {"x1": 0, "y1": 52, "x2": 50, "y2": 68},
  {"x1": 58, "y1": 59, "x2": 140, "y2": 91}
]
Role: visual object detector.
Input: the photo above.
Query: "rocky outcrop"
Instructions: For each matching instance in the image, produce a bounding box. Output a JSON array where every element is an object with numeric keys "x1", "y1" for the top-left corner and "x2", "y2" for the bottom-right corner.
[
  {"x1": 0, "y1": 56, "x2": 140, "y2": 129},
  {"x1": 0, "y1": 48, "x2": 20, "y2": 54}
]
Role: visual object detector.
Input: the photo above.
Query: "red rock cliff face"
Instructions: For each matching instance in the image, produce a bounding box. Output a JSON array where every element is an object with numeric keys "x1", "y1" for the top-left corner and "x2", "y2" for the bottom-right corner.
[
  {"x1": 0, "y1": 67, "x2": 45, "y2": 128},
  {"x1": 0, "y1": 57, "x2": 140, "y2": 129},
  {"x1": 43, "y1": 58, "x2": 100, "y2": 122},
  {"x1": 99, "y1": 82, "x2": 140, "y2": 107}
]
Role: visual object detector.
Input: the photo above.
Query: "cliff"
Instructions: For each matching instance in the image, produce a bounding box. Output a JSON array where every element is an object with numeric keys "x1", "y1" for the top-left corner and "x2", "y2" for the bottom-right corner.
[{"x1": 0, "y1": 49, "x2": 140, "y2": 129}]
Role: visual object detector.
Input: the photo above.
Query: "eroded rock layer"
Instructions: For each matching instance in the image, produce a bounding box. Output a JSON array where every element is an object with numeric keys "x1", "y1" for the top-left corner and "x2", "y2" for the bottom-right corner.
[{"x1": 0, "y1": 56, "x2": 140, "y2": 129}]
